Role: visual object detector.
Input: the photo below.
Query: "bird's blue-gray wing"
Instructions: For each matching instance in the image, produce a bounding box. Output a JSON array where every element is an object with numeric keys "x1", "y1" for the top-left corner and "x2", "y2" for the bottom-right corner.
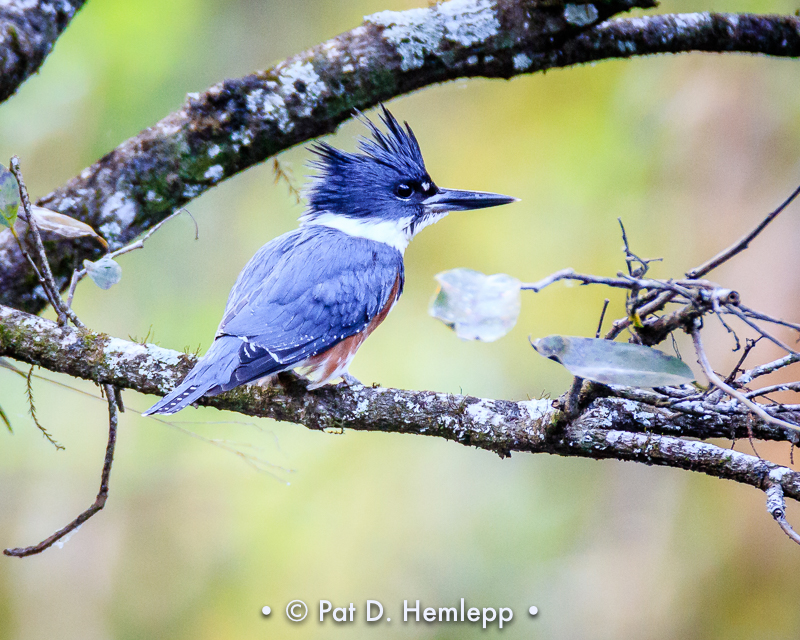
[
  {"x1": 143, "y1": 226, "x2": 403, "y2": 414},
  {"x1": 217, "y1": 226, "x2": 404, "y2": 387}
]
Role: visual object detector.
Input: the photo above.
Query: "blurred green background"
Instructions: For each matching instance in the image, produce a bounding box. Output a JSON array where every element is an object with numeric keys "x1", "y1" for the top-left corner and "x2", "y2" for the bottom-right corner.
[{"x1": 2, "y1": 0, "x2": 800, "y2": 637}]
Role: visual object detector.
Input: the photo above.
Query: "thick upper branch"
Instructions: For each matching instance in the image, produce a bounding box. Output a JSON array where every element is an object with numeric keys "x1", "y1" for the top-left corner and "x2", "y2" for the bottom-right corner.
[
  {"x1": 0, "y1": 0, "x2": 87, "y2": 103},
  {"x1": 1, "y1": 2, "x2": 798, "y2": 312},
  {"x1": 2, "y1": 302, "x2": 799, "y2": 503}
]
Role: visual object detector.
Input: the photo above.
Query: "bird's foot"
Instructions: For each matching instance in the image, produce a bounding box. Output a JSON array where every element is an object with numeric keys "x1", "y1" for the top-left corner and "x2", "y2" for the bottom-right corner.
[
  {"x1": 252, "y1": 374, "x2": 278, "y2": 389},
  {"x1": 340, "y1": 373, "x2": 364, "y2": 389}
]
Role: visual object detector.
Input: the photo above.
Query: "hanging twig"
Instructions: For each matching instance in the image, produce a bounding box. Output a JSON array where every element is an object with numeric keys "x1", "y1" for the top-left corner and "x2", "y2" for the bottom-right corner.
[
  {"x1": 65, "y1": 207, "x2": 197, "y2": 311},
  {"x1": 724, "y1": 304, "x2": 798, "y2": 354},
  {"x1": 4, "y1": 383, "x2": 118, "y2": 557},
  {"x1": 272, "y1": 158, "x2": 303, "y2": 205},
  {"x1": 25, "y1": 366, "x2": 63, "y2": 451}
]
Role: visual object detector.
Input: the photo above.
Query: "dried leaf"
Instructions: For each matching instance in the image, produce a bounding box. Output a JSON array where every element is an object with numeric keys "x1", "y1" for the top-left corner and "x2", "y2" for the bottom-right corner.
[
  {"x1": 83, "y1": 255, "x2": 122, "y2": 290},
  {"x1": 532, "y1": 335, "x2": 695, "y2": 387},
  {"x1": 30, "y1": 206, "x2": 108, "y2": 249},
  {"x1": 429, "y1": 268, "x2": 521, "y2": 342},
  {"x1": 0, "y1": 165, "x2": 21, "y2": 230}
]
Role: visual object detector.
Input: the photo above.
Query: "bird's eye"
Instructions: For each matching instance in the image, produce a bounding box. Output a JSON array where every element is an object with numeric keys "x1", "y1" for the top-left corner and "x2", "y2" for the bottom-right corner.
[{"x1": 395, "y1": 183, "x2": 413, "y2": 199}]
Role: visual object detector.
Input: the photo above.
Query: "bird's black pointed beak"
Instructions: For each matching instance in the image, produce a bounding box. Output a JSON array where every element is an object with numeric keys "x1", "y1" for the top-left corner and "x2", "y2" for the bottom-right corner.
[{"x1": 422, "y1": 187, "x2": 518, "y2": 212}]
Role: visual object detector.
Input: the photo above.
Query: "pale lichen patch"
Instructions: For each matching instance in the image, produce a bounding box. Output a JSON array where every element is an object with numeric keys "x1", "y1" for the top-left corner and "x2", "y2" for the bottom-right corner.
[
  {"x1": 99, "y1": 220, "x2": 121, "y2": 240},
  {"x1": 439, "y1": 0, "x2": 499, "y2": 47},
  {"x1": 465, "y1": 399, "x2": 505, "y2": 429},
  {"x1": 519, "y1": 398, "x2": 551, "y2": 424},
  {"x1": 367, "y1": 0, "x2": 499, "y2": 71},
  {"x1": 204, "y1": 165, "x2": 224, "y2": 182},
  {"x1": 246, "y1": 88, "x2": 291, "y2": 133},
  {"x1": 563, "y1": 3, "x2": 599, "y2": 27},
  {"x1": 513, "y1": 52, "x2": 532, "y2": 71},
  {"x1": 353, "y1": 397, "x2": 370, "y2": 417},
  {"x1": 231, "y1": 127, "x2": 254, "y2": 148},
  {"x1": 104, "y1": 337, "x2": 184, "y2": 383},
  {"x1": 769, "y1": 467, "x2": 792, "y2": 483},
  {"x1": 278, "y1": 60, "x2": 326, "y2": 118},
  {"x1": 367, "y1": 7, "x2": 441, "y2": 71},
  {"x1": 672, "y1": 12, "x2": 708, "y2": 32},
  {"x1": 56, "y1": 196, "x2": 76, "y2": 212},
  {"x1": 101, "y1": 192, "x2": 136, "y2": 228},
  {"x1": 182, "y1": 184, "x2": 204, "y2": 199}
]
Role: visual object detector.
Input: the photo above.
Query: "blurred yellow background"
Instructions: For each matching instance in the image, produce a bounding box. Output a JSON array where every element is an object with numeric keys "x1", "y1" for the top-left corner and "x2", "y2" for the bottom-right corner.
[{"x1": 2, "y1": 0, "x2": 800, "y2": 638}]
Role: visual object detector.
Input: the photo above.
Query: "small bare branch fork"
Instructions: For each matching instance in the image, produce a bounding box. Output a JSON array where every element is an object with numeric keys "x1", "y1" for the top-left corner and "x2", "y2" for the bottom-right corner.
[{"x1": 523, "y1": 183, "x2": 800, "y2": 544}]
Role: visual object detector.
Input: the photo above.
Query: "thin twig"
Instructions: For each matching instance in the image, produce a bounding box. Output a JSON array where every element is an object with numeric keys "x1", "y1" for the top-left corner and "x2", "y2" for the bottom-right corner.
[
  {"x1": 737, "y1": 304, "x2": 800, "y2": 334},
  {"x1": 687, "y1": 183, "x2": 800, "y2": 279},
  {"x1": 691, "y1": 324, "x2": 800, "y2": 434},
  {"x1": 715, "y1": 309, "x2": 741, "y2": 351},
  {"x1": 608, "y1": 184, "x2": 800, "y2": 339},
  {"x1": 65, "y1": 207, "x2": 197, "y2": 312},
  {"x1": 522, "y1": 269, "x2": 686, "y2": 294},
  {"x1": 724, "y1": 338, "x2": 759, "y2": 385},
  {"x1": 618, "y1": 218, "x2": 662, "y2": 278},
  {"x1": 565, "y1": 376, "x2": 584, "y2": 419},
  {"x1": 596, "y1": 299, "x2": 610, "y2": 338},
  {"x1": 745, "y1": 381, "x2": 800, "y2": 399},
  {"x1": 605, "y1": 290, "x2": 675, "y2": 340},
  {"x1": 725, "y1": 304, "x2": 798, "y2": 355},
  {"x1": 272, "y1": 158, "x2": 303, "y2": 205},
  {"x1": 738, "y1": 353, "x2": 800, "y2": 385},
  {"x1": 4, "y1": 384, "x2": 118, "y2": 557},
  {"x1": 10, "y1": 158, "x2": 64, "y2": 315},
  {"x1": 9, "y1": 157, "x2": 84, "y2": 328},
  {"x1": 766, "y1": 481, "x2": 800, "y2": 546},
  {"x1": 25, "y1": 365, "x2": 63, "y2": 451}
]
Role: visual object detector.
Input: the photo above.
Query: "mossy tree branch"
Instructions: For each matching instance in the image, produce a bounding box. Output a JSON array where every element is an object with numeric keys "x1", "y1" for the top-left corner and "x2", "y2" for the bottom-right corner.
[
  {"x1": 0, "y1": 1, "x2": 799, "y2": 312},
  {"x1": 2, "y1": 302, "x2": 800, "y2": 509},
  {"x1": 0, "y1": 0, "x2": 87, "y2": 103}
]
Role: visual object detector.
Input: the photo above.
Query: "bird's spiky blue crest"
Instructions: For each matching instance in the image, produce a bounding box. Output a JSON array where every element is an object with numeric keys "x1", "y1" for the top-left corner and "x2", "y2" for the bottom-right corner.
[{"x1": 305, "y1": 106, "x2": 432, "y2": 220}]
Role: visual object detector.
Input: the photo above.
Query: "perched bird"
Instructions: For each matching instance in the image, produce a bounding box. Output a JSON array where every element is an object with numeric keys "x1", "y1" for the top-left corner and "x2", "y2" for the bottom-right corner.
[{"x1": 144, "y1": 107, "x2": 515, "y2": 415}]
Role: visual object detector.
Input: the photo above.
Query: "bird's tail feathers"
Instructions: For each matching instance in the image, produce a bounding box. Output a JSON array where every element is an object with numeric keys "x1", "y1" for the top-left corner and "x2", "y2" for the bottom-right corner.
[
  {"x1": 142, "y1": 382, "x2": 211, "y2": 416},
  {"x1": 142, "y1": 337, "x2": 241, "y2": 416}
]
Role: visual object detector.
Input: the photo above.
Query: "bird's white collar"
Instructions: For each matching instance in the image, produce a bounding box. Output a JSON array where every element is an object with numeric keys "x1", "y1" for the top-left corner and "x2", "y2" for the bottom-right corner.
[{"x1": 301, "y1": 212, "x2": 448, "y2": 253}]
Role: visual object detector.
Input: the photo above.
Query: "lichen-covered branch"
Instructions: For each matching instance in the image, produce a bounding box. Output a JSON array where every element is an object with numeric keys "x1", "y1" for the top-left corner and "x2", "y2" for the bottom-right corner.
[
  {"x1": 1, "y1": 1, "x2": 799, "y2": 312},
  {"x1": 2, "y1": 302, "x2": 800, "y2": 505},
  {"x1": 0, "y1": 0, "x2": 87, "y2": 103}
]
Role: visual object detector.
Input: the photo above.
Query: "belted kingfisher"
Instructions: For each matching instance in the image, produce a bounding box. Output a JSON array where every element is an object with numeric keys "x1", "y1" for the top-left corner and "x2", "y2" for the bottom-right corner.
[{"x1": 144, "y1": 106, "x2": 516, "y2": 415}]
